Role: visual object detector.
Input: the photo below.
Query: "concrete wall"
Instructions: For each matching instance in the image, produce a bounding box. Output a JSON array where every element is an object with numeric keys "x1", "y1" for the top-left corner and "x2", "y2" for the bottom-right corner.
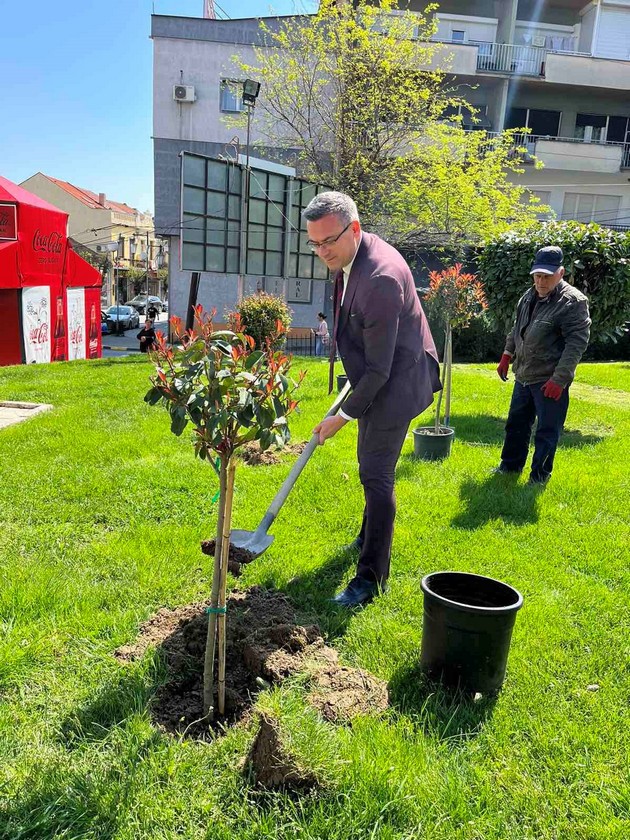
[
  {"x1": 579, "y1": 5, "x2": 597, "y2": 52},
  {"x1": 535, "y1": 139, "x2": 623, "y2": 172},
  {"x1": 433, "y1": 14, "x2": 498, "y2": 42},
  {"x1": 545, "y1": 52, "x2": 630, "y2": 89}
]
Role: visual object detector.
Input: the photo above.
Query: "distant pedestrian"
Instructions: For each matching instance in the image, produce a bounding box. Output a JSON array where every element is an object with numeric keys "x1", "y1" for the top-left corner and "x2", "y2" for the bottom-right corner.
[
  {"x1": 147, "y1": 303, "x2": 158, "y2": 321},
  {"x1": 137, "y1": 319, "x2": 156, "y2": 353},
  {"x1": 494, "y1": 246, "x2": 591, "y2": 485},
  {"x1": 312, "y1": 312, "x2": 329, "y2": 357}
]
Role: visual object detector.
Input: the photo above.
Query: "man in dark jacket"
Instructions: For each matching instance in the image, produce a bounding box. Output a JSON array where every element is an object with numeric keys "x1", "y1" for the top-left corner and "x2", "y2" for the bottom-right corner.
[
  {"x1": 303, "y1": 191, "x2": 441, "y2": 607},
  {"x1": 495, "y1": 246, "x2": 591, "y2": 485}
]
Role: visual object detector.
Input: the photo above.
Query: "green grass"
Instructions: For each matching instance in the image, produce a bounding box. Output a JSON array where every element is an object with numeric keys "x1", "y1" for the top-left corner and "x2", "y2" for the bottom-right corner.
[{"x1": 0, "y1": 356, "x2": 628, "y2": 839}]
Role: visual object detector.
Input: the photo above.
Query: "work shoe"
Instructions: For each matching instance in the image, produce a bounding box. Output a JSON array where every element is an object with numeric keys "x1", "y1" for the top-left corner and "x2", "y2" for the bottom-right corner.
[
  {"x1": 331, "y1": 576, "x2": 386, "y2": 608},
  {"x1": 491, "y1": 465, "x2": 522, "y2": 476}
]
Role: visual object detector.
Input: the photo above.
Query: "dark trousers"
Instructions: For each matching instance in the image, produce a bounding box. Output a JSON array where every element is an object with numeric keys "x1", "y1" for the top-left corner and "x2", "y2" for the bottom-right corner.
[
  {"x1": 355, "y1": 416, "x2": 409, "y2": 585},
  {"x1": 500, "y1": 381, "x2": 570, "y2": 482}
]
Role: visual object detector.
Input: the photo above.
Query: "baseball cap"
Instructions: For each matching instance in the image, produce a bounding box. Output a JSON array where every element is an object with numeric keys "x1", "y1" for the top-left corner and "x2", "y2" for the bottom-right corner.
[{"x1": 530, "y1": 246, "x2": 563, "y2": 275}]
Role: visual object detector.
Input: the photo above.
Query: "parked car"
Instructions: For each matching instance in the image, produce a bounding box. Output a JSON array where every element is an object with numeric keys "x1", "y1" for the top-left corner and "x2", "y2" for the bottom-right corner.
[
  {"x1": 104, "y1": 305, "x2": 140, "y2": 332},
  {"x1": 124, "y1": 295, "x2": 164, "y2": 316},
  {"x1": 101, "y1": 311, "x2": 110, "y2": 335}
]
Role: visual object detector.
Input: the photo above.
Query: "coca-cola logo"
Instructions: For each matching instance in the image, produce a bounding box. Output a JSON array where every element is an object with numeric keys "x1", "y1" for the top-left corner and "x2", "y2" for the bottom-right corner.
[
  {"x1": 28, "y1": 322, "x2": 49, "y2": 345},
  {"x1": 71, "y1": 324, "x2": 84, "y2": 346},
  {"x1": 32, "y1": 229, "x2": 64, "y2": 254}
]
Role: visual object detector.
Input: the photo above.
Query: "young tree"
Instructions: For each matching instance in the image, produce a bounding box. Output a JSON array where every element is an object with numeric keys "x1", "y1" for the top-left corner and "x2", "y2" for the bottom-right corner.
[
  {"x1": 234, "y1": 0, "x2": 462, "y2": 226},
  {"x1": 234, "y1": 1, "x2": 548, "y2": 242},
  {"x1": 423, "y1": 264, "x2": 487, "y2": 431},
  {"x1": 145, "y1": 307, "x2": 304, "y2": 720}
]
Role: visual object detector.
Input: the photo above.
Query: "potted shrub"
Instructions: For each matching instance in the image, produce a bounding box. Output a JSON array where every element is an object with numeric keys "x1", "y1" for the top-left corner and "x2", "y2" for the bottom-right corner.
[
  {"x1": 414, "y1": 264, "x2": 487, "y2": 460},
  {"x1": 145, "y1": 306, "x2": 303, "y2": 721}
]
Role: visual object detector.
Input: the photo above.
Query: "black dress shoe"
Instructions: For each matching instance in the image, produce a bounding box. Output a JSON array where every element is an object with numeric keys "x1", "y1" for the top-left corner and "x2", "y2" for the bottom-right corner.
[{"x1": 331, "y1": 576, "x2": 386, "y2": 607}]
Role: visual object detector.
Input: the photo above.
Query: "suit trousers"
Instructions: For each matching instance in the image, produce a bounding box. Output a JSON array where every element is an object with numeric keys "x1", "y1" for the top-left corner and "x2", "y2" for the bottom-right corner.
[{"x1": 355, "y1": 415, "x2": 409, "y2": 585}]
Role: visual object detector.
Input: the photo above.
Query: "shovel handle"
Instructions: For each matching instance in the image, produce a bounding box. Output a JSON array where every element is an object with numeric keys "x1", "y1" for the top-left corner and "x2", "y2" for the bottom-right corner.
[{"x1": 257, "y1": 380, "x2": 352, "y2": 533}]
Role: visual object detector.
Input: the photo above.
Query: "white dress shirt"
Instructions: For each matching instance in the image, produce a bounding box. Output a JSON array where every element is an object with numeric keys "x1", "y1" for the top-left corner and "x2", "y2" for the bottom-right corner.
[{"x1": 338, "y1": 234, "x2": 362, "y2": 421}]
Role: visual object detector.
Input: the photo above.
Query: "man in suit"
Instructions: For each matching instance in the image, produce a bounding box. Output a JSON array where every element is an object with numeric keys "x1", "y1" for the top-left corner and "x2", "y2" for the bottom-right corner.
[{"x1": 303, "y1": 191, "x2": 441, "y2": 607}]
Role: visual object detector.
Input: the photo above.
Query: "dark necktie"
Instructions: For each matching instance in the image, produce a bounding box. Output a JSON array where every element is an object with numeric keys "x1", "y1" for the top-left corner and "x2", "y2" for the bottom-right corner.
[{"x1": 328, "y1": 270, "x2": 344, "y2": 394}]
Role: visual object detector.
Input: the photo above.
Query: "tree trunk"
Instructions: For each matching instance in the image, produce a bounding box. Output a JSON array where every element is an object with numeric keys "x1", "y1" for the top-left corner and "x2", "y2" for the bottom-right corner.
[
  {"x1": 444, "y1": 321, "x2": 453, "y2": 428},
  {"x1": 203, "y1": 455, "x2": 228, "y2": 719},
  {"x1": 217, "y1": 458, "x2": 236, "y2": 717}
]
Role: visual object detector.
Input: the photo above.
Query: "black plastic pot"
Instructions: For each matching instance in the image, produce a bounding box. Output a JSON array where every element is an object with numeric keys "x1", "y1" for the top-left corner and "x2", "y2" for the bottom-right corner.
[
  {"x1": 337, "y1": 374, "x2": 348, "y2": 393},
  {"x1": 420, "y1": 571, "x2": 523, "y2": 694},
  {"x1": 412, "y1": 426, "x2": 455, "y2": 460}
]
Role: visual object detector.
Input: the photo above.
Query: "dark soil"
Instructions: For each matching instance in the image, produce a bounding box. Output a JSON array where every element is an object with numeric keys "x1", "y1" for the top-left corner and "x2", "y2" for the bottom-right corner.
[
  {"x1": 200, "y1": 540, "x2": 256, "y2": 576},
  {"x1": 115, "y1": 586, "x2": 388, "y2": 746},
  {"x1": 245, "y1": 712, "x2": 317, "y2": 791},
  {"x1": 239, "y1": 440, "x2": 307, "y2": 466}
]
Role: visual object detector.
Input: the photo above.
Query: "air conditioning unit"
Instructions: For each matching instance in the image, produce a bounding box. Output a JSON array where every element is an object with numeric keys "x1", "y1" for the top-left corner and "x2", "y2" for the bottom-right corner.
[
  {"x1": 173, "y1": 84, "x2": 196, "y2": 103},
  {"x1": 95, "y1": 243, "x2": 118, "y2": 253}
]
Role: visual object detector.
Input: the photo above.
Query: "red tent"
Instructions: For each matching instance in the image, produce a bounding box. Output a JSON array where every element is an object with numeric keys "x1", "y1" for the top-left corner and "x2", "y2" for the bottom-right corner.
[{"x1": 0, "y1": 176, "x2": 102, "y2": 366}]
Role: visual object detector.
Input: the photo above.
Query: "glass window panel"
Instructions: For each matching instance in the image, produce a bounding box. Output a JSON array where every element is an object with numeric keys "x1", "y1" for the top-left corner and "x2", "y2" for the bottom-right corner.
[
  {"x1": 226, "y1": 248, "x2": 239, "y2": 274},
  {"x1": 182, "y1": 242, "x2": 204, "y2": 270},
  {"x1": 290, "y1": 205, "x2": 301, "y2": 228},
  {"x1": 227, "y1": 220, "x2": 240, "y2": 248},
  {"x1": 183, "y1": 155, "x2": 205, "y2": 187},
  {"x1": 247, "y1": 250, "x2": 265, "y2": 274},
  {"x1": 301, "y1": 183, "x2": 317, "y2": 205},
  {"x1": 265, "y1": 251, "x2": 282, "y2": 277},
  {"x1": 249, "y1": 198, "x2": 266, "y2": 224},
  {"x1": 267, "y1": 203, "x2": 284, "y2": 228},
  {"x1": 289, "y1": 231, "x2": 300, "y2": 255},
  {"x1": 298, "y1": 255, "x2": 313, "y2": 278},
  {"x1": 206, "y1": 191, "x2": 225, "y2": 216},
  {"x1": 228, "y1": 194, "x2": 241, "y2": 220},
  {"x1": 314, "y1": 259, "x2": 328, "y2": 279},
  {"x1": 182, "y1": 214, "x2": 205, "y2": 242},
  {"x1": 220, "y1": 80, "x2": 243, "y2": 113},
  {"x1": 183, "y1": 186, "x2": 206, "y2": 215},
  {"x1": 249, "y1": 171, "x2": 267, "y2": 198},
  {"x1": 576, "y1": 113, "x2": 607, "y2": 128},
  {"x1": 206, "y1": 224, "x2": 225, "y2": 246},
  {"x1": 505, "y1": 108, "x2": 528, "y2": 130},
  {"x1": 228, "y1": 166, "x2": 242, "y2": 195},
  {"x1": 299, "y1": 233, "x2": 312, "y2": 255},
  {"x1": 267, "y1": 174, "x2": 285, "y2": 202},
  {"x1": 247, "y1": 224, "x2": 265, "y2": 250},
  {"x1": 288, "y1": 254, "x2": 298, "y2": 276},
  {"x1": 207, "y1": 161, "x2": 226, "y2": 191},
  {"x1": 527, "y1": 109, "x2": 560, "y2": 137},
  {"x1": 593, "y1": 194, "x2": 620, "y2": 220},
  {"x1": 205, "y1": 246, "x2": 225, "y2": 272},
  {"x1": 266, "y1": 230, "x2": 283, "y2": 252},
  {"x1": 561, "y1": 193, "x2": 578, "y2": 218}
]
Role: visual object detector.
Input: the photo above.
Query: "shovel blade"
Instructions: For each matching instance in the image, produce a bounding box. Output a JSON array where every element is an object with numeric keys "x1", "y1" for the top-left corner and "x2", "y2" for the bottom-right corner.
[{"x1": 229, "y1": 528, "x2": 274, "y2": 558}]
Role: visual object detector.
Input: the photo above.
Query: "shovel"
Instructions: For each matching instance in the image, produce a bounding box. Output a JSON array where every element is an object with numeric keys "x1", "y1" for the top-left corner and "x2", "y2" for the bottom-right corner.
[{"x1": 230, "y1": 379, "x2": 352, "y2": 558}]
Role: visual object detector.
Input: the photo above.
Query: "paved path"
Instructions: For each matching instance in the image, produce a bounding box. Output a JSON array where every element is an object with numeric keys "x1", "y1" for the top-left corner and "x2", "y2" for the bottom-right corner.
[
  {"x1": 0, "y1": 401, "x2": 53, "y2": 429},
  {"x1": 102, "y1": 315, "x2": 169, "y2": 358}
]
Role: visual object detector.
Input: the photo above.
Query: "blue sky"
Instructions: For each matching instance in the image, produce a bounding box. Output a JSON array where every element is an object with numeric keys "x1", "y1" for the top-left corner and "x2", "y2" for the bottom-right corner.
[{"x1": 1, "y1": 1, "x2": 317, "y2": 213}]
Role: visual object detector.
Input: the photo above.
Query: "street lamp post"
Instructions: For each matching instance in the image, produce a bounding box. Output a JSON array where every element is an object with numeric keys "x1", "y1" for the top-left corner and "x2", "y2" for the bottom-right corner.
[{"x1": 238, "y1": 79, "x2": 261, "y2": 302}]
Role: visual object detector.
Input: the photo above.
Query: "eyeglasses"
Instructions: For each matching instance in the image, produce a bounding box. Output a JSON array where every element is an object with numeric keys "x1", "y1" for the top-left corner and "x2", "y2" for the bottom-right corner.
[{"x1": 306, "y1": 221, "x2": 352, "y2": 252}]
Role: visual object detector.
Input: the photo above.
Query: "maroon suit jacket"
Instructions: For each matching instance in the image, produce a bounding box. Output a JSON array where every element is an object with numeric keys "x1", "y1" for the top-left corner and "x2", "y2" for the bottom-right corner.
[{"x1": 337, "y1": 232, "x2": 441, "y2": 429}]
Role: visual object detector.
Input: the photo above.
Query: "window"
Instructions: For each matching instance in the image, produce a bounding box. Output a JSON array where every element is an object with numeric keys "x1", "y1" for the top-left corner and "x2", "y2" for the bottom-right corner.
[
  {"x1": 575, "y1": 113, "x2": 608, "y2": 143},
  {"x1": 220, "y1": 79, "x2": 244, "y2": 113},
  {"x1": 451, "y1": 29, "x2": 466, "y2": 43},
  {"x1": 562, "y1": 192, "x2": 621, "y2": 223}
]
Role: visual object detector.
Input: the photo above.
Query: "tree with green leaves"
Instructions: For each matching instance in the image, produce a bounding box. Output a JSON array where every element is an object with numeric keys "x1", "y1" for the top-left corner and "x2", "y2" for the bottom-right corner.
[
  {"x1": 234, "y1": 0, "x2": 547, "y2": 244},
  {"x1": 145, "y1": 307, "x2": 304, "y2": 720}
]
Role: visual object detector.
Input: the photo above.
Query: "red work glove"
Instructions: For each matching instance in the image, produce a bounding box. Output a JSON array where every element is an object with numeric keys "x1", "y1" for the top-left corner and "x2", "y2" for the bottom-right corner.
[
  {"x1": 542, "y1": 380, "x2": 564, "y2": 400},
  {"x1": 496, "y1": 353, "x2": 511, "y2": 381}
]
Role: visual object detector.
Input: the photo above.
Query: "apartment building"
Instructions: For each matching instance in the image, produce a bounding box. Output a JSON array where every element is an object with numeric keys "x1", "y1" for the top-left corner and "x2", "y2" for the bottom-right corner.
[
  {"x1": 19, "y1": 173, "x2": 167, "y2": 304},
  {"x1": 152, "y1": 3, "x2": 630, "y2": 321}
]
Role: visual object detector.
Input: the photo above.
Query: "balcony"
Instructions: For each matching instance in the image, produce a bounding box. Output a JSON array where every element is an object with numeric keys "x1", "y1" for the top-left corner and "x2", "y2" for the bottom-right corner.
[
  {"x1": 544, "y1": 52, "x2": 630, "y2": 91},
  {"x1": 475, "y1": 42, "x2": 546, "y2": 76},
  {"x1": 509, "y1": 134, "x2": 630, "y2": 172}
]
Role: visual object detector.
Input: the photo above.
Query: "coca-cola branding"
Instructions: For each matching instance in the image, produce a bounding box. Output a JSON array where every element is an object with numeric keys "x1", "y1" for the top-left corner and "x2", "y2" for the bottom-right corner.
[
  {"x1": 88, "y1": 304, "x2": 98, "y2": 359},
  {"x1": 52, "y1": 296, "x2": 66, "y2": 362},
  {"x1": 67, "y1": 288, "x2": 86, "y2": 360},
  {"x1": 32, "y1": 229, "x2": 64, "y2": 254},
  {"x1": 0, "y1": 203, "x2": 17, "y2": 240},
  {"x1": 22, "y1": 286, "x2": 51, "y2": 364}
]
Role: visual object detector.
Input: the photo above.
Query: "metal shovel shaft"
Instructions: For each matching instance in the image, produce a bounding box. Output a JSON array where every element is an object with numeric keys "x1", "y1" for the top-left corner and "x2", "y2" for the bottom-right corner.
[{"x1": 231, "y1": 380, "x2": 352, "y2": 554}]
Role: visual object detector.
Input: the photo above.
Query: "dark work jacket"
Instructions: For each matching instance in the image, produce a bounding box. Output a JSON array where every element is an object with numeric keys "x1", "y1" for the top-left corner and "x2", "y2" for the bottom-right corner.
[
  {"x1": 504, "y1": 280, "x2": 591, "y2": 387},
  {"x1": 337, "y1": 232, "x2": 441, "y2": 429}
]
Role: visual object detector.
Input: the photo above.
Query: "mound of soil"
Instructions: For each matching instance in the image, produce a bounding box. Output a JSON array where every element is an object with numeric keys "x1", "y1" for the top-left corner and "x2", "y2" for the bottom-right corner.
[
  {"x1": 115, "y1": 586, "x2": 388, "y2": 743},
  {"x1": 245, "y1": 712, "x2": 317, "y2": 791},
  {"x1": 239, "y1": 441, "x2": 306, "y2": 466}
]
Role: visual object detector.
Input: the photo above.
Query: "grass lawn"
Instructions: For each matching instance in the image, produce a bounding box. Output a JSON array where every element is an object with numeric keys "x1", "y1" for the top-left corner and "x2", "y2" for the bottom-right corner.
[{"x1": 0, "y1": 356, "x2": 628, "y2": 839}]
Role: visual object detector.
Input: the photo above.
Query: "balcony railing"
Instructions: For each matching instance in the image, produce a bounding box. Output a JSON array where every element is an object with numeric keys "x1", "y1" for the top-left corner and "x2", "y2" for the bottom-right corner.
[
  {"x1": 474, "y1": 42, "x2": 546, "y2": 76},
  {"x1": 477, "y1": 131, "x2": 630, "y2": 169}
]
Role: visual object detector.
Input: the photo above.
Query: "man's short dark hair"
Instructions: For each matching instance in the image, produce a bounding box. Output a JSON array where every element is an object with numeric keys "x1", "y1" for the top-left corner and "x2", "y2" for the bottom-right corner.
[{"x1": 302, "y1": 191, "x2": 360, "y2": 225}]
